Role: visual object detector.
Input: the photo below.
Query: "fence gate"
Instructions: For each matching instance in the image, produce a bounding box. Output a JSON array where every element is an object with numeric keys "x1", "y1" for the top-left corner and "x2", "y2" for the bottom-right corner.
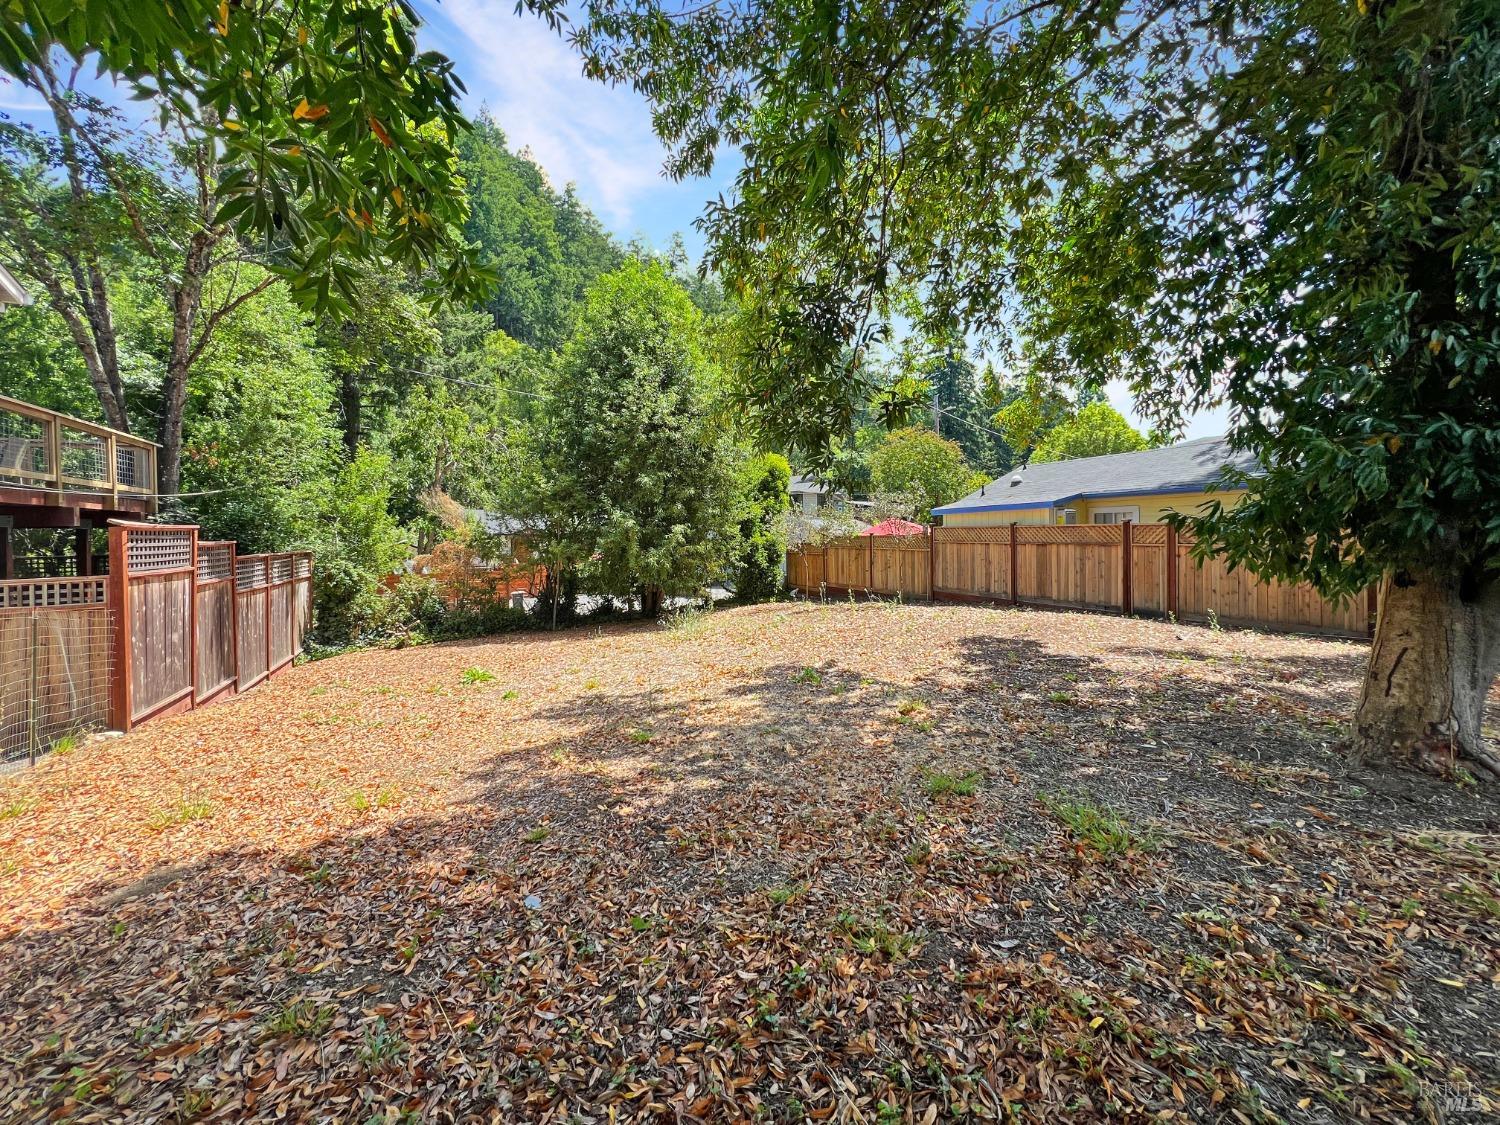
[{"x1": 0, "y1": 578, "x2": 112, "y2": 768}]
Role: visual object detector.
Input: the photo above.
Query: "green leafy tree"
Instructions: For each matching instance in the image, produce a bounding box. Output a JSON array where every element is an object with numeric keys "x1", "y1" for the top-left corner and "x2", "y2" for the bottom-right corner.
[
  {"x1": 312, "y1": 447, "x2": 410, "y2": 644},
  {"x1": 1031, "y1": 403, "x2": 1152, "y2": 465},
  {"x1": 923, "y1": 354, "x2": 1013, "y2": 475},
  {"x1": 535, "y1": 260, "x2": 740, "y2": 616},
  {"x1": 174, "y1": 274, "x2": 341, "y2": 550},
  {"x1": 869, "y1": 427, "x2": 985, "y2": 523},
  {"x1": 576, "y1": 0, "x2": 1500, "y2": 780},
  {"x1": 0, "y1": 0, "x2": 491, "y2": 309},
  {"x1": 733, "y1": 453, "x2": 791, "y2": 601}
]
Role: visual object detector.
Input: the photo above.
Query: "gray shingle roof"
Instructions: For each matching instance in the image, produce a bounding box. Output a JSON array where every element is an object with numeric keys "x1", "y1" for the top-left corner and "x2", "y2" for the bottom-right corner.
[{"x1": 934, "y1": 436, "x2": 1260, "y2": 515}]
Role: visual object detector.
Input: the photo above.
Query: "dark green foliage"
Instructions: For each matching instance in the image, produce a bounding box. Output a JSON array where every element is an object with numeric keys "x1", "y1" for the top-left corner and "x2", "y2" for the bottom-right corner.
[
  {"x1": 533, "y1": 259, "x2": 741, "y2": 611},
  {"x1": 575, "y1": 0, "x2": 1500, "y2": 601},
  {"x1": 458, "y1": 115, "x2": 623, "y2": 349},
  {"x1": 734, "y1": 453, "x2": 791, "y2": 601}
]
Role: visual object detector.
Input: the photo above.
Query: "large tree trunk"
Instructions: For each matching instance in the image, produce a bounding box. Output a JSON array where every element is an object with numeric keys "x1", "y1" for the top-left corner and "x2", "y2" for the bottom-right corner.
[
  {"x1": 1352, "y1": 569, "x2": 1500, "y2": 781},
  {"x1": 339, "y1": 368, "x2": 363, "y2": 457}
]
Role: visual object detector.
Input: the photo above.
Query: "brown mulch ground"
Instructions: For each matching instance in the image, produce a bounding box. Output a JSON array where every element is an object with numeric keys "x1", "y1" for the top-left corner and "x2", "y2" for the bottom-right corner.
[{"x1": 1, "y1": 600, "x2": 1497, "y2": 1123}]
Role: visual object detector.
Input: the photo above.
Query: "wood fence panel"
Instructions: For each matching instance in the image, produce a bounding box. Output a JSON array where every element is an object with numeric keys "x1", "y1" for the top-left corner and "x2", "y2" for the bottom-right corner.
[
  {"x1": 270, "y1": 583, "x2": 293, "y2": 669},
  {"x1": 195, "y1": 582, "x2": 235, "y2": 700},
  {"x1": 792, "y1": 524, "x2": 1366, "y2": 638},
  {"x1": 933, "y1": 527, "x2": 1011, "y2": 600},
  {"x1": 237, "y1": 589, "x2": 269, "y2": 687},
  {"x1": 825, "y1": 543, "x2": 867, "y2": 590},
  {"x1": 194, "y1": 542, "x2": 236, "y2": 702},
  {"x1": 128, "y1": 572, "x2": 192, "y2": 721},
  {"x1": 871, "y1": 539, "x2": 930, "y2": 599}
]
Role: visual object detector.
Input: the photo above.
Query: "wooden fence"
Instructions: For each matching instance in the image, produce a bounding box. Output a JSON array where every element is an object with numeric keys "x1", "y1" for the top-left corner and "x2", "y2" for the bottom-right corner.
[
  {"x1": 107, "y1": 523, "x2": 312, "y2": 732},
  {"x1": 789, "y1": 524, "x2": 1370, "y2": 638}
]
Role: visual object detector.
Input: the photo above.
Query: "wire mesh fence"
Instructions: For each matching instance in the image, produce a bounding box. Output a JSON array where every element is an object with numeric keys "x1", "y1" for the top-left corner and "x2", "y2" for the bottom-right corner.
[{"x1": 0, "y1": 580, "x2": 113, "y2": 771}]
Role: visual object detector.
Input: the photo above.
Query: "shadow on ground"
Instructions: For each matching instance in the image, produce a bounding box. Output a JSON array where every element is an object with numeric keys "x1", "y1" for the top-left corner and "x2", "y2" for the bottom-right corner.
[{"x1": 1, "y1": 603, "x2": 1496, "y2": 1122}]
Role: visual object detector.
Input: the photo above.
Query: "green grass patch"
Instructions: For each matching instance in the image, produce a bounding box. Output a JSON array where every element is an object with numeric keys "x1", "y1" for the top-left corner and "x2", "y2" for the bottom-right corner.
[
  {"x1": 146, "y1": 797, "x2": 214, "y2": 832},
  {"x1": 0, "y1": 796, "x2": 36, "y2": 820},
  {"x1": 524, "y1": 826, "x2": 551, "y2": 844},
  {"x1": 626, "y1": 727, "x2": 653, "y2": 744},
  {"x1": 263, "y1": 998, "x2": 335, "y2": 1039},
  {"x1": 346, "y1": 787, "x2": 400, "y2": 813},
  {"x1": 461, "y1": 667, "x2": 495, "y2": 685},
  {"x1": 1039, "y1": 792, "x2": 1157, "y2": 858},
  {"x1": 923, "y1": 769, "x2": 982, "y2": 799},
  {"x1": 833, "y1": 910, "x2": 923, "y2": 960},
  {"x1": 792, "y1": 667, "x2": 823, "y2": 685}
]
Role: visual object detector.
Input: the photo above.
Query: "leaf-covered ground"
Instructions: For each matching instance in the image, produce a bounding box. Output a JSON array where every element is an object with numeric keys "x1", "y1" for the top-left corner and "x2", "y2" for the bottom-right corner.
[{"x1": 1, "y1": 600, "x2": 1497, "y2": 1123}]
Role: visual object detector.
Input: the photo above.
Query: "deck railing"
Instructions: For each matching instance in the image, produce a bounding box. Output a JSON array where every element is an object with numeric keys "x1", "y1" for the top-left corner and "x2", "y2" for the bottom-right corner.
[{"x1": 0, "y1": 394, "x2": 157, "y2": 510}]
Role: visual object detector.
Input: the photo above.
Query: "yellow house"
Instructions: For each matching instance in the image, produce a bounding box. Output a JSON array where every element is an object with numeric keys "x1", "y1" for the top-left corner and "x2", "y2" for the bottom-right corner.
[{"x1": 933, "y1": 436, "x2": 1256, "y2": 527}]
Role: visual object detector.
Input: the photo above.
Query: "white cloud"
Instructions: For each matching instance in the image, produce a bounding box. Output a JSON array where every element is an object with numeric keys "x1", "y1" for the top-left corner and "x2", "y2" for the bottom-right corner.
[
  {"x1": 424, "y1": 0, "x2": 675, "y2": 228},
  {"x1": 0, "y1": 77, "x2": 45, "y2": 113}
]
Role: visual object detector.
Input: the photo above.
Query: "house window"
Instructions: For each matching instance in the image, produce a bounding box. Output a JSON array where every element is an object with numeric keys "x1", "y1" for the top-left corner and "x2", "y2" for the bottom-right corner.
[{"x1": 1091, "y1": 506, "x2": 1140, "y2": 525}]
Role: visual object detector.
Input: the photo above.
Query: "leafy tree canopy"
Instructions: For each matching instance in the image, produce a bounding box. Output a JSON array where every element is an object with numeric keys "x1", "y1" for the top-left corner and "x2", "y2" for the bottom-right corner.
[
  {"x1": 868, "y1": 427, "x2": 985, "y2": 523},
  {"x1": 0, "y1": 0, "x2": 517, "y2": 307},
  {"x1": 1031, "y1": 403, "x2": 1153, "y2": 465},
  {"x1": 534, "y1": 258, "x2": 741, "y2": 611}
]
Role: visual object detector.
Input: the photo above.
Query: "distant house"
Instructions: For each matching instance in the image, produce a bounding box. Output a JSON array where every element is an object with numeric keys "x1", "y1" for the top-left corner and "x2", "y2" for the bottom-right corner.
[
  {"x1": 932, "y1": 436, "x2": 1258, "y2": 527},
  {"x1": 789, "y1": 474, "x2": 873, "y2": 518}
]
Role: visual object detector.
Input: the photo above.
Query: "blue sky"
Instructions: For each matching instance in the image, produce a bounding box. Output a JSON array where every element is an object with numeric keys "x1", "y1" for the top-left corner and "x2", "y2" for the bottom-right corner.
[{"x1": 416, "y1": 0, "x2": 734, "y2": 260}]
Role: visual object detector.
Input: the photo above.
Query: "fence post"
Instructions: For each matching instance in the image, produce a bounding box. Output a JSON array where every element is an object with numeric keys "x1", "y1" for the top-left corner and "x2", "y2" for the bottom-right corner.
[
  {"x1": 1121, "y1": 520, "x2": 1133, "y2": 617},
  {"x1": 107, "y1": 525, "x2": 132, "y2": 731},
  {"x1": 1009, "y1": 522, "x2": 1019, "y2": 606},
  {"x1": 265, "y1": 555, "x2": 274, "y2": 676},
  {"x1": 821, "y1": 543, "x2": 828, "y2": 602},
  {"x1": 928, "y1": 526, "x2": 935, "y2": 603},
  {"x1": 1164, "y1": 523, "x2": 1179, "y2": 620},
  {"x1": 867, "y1": 534, "x2": 874, "y2": 593}
]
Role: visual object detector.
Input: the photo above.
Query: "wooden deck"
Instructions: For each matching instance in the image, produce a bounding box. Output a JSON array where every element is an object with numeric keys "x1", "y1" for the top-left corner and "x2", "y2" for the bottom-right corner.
[
  {"x1": 0, "y1": 394, "x2": 157, "y2": 524},
  {"x1": 0, "y1": 396, "x2": 158, "y2": 579}
]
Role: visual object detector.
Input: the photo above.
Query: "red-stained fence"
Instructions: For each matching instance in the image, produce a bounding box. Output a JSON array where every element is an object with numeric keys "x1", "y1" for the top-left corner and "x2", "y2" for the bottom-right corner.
[{"x1": 107, "y1": 523, "x2": 313, "y2": 732}]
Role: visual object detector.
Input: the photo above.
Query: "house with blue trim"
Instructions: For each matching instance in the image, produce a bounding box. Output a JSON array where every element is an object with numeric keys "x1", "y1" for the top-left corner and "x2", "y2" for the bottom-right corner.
[{"x1": 932, "y1": 435, "x2": 1258, "y2": 526}]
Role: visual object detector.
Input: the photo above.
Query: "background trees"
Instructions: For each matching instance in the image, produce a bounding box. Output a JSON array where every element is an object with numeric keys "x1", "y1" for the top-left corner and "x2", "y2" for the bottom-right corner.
[
  {"x1": 1030, "y1": 403, "x2": 1153, "y2": 465},
  {"x1": 868, "y1": 428, "x2": 986, "y2": 523}
]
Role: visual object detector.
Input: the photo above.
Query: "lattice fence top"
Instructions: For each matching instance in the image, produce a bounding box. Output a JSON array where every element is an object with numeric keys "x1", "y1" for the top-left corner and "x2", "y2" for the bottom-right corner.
[
  {"x1": 236, "y1": 556, "x2": 268, "y2": 591},
  {"x1": 197, "y1": 543, "x2": 234, "y2": 582},
  {"x1": 1131, "y1": 524, "x2": 1169, "y2": 546},
  {"x1": 869, "y1": 536, "x2": 930, "y2": 551},
  {"x1": 1015, "y1": 524, "x2": 1123, "y2": 544},
  {"x1": 126, "y1": 528, "x2": 193, "y2": 573},
  {"x1": 0, "y1": 576, "x2": 108, "y2": 608},
  {"x1": 933, "y1": 526, "x2": 1014, "y2": 545},
  {"x1": 293, "y1": 554, "x2": 313, "y2": 578},
  {"x1": 270, "y1": 556, "x2": 294, "y2": 583}
]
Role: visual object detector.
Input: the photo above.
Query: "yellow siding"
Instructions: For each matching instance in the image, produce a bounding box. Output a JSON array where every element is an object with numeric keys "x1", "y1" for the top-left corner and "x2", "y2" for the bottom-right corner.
[{"x1": 940, "y1": 489, "x2": 1244, "y2": 527}]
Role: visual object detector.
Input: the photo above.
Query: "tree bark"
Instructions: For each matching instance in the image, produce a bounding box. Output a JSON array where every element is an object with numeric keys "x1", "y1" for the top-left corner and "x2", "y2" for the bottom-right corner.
[{"x1": 1352, "y1": 570, "x2": 1500, "y2": 781}]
